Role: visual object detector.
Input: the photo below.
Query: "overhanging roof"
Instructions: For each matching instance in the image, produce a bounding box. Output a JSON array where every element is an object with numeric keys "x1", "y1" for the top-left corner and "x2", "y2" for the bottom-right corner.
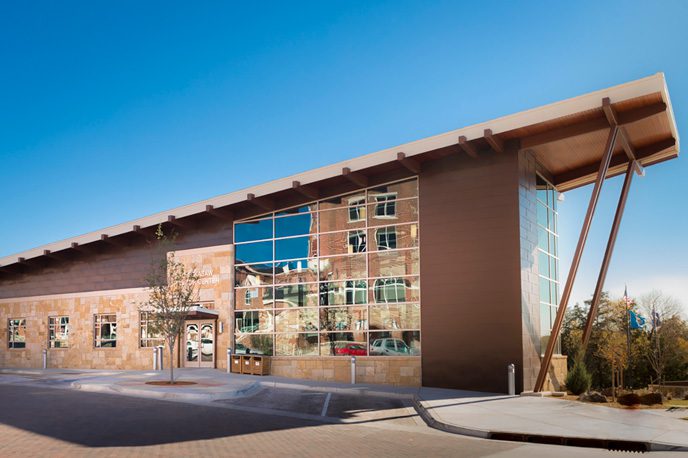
[{"x1": 0, "y1": 73, "x2": 679, "y2": 270}]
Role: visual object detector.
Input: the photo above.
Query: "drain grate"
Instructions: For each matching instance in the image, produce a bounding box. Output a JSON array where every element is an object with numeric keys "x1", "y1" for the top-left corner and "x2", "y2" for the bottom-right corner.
[{"x1": 489, "y1": 432, "x2": 648, "y2": 453}]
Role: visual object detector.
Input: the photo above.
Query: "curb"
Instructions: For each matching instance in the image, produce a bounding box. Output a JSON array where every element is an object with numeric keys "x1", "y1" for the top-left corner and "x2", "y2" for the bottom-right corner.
[
  {"x1": 411, "y1": 396, "x2": 490, "y2": 439},
  {"x1": 256, "y1": 380, "x2": 418, "y2": 400},
  {"x1": 71, "y1": 380, "x2": 262, "y2": 401},
  {"x1": 412, "y1": 396, "x2": 688, "y2": 452}
]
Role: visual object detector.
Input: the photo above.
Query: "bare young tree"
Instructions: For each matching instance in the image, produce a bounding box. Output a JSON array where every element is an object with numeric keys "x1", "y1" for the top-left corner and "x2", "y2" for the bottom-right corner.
[
  {"x1": 140, "y1": 225, "x2": 199, "y2": 384},
  {"x1": 639, "y1": 290, "x2": 684, "y2": 385}
]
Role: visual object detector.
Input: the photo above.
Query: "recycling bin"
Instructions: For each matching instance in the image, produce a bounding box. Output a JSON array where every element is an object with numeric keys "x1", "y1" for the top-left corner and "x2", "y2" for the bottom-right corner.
[
  {"x1": 231, "y1": 355, "x2": 242, "y2": 374},
  {"x1": 251, "y1": 356, "x2": 270, "y2": 375}
]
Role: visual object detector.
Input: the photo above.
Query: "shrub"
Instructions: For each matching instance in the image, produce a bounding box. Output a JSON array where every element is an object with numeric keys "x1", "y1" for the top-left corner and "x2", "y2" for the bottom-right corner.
[
  {"x1": 639, "y1": 393, "x2": 663, "y2": 405},
  {"x1": 566, "y1": 356, "x2": 592, "y2": 395},
  {"x1": 618, "y1": 393, "x2": 641, "y2": 406}
]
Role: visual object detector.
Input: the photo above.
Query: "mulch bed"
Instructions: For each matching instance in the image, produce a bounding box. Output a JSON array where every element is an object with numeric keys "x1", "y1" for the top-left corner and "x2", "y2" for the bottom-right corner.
[{"x1": 145, "y1": 381, "x2": 198, "y2": 386}]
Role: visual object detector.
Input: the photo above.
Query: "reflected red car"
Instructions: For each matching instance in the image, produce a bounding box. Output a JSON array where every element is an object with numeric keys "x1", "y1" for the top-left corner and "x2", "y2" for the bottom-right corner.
[{"x1": 334, "y1": 342, "x2": 366, "y2": 356}]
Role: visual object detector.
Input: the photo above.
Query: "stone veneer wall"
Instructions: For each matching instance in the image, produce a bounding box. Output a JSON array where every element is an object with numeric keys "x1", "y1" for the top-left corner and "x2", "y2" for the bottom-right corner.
[
  {"x1": 0, "y1": 245, "x2": 233, "y2": 371},
  {"x1": 0, "y1": 288, "x2": 154, "y2": 369},
  {"x1": 269, "y1": 357, "x2": 421, "y2": 386},
  {"x1": 545, "y1": 355, "x2": 568, "y2": 391}
]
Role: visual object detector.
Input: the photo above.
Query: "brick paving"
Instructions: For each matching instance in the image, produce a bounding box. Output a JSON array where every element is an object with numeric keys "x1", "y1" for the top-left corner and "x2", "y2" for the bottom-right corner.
[{"x1": 0, "y1": 383, "x2": 671, "y2": 457}]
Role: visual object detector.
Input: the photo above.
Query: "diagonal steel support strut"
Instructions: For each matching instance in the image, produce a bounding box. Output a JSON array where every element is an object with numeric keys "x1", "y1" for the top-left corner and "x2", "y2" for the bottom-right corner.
[
  {"x1": 533, "y1": 125, "x2": 619, "y2": 392},
  {"x1": 581, "y1": 160, "x2": 636, "y2": 349}
]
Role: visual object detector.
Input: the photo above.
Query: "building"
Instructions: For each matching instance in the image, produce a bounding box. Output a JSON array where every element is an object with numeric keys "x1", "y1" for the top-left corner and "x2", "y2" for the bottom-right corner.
[{"x1": 0, "y1": 74, "x2": 679, "y2": 393}]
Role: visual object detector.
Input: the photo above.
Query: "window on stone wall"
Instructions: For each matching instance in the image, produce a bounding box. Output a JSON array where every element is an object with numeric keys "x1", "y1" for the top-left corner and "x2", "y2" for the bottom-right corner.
[
  {"x1": 94, "y1": 314, "x2": 117, "y2": 348},
  {"x1": 140, "y1": 312, "x2": 165, "y2": 348},
  {"x1": 48, "y1": 316, "x2": 69, "y2": 348},
  {"x1": 8, "y1": 318, "x2": 26, "y2": 349}
]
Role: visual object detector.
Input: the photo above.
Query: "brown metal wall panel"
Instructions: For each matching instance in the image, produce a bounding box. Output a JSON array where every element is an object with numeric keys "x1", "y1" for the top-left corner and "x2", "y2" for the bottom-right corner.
[
  {"x1": 0, "y1": 219, "x2": 233, "y2": 299},
  {"x1": 419, "y1": 152, "x2": 524, "y2": 393}
]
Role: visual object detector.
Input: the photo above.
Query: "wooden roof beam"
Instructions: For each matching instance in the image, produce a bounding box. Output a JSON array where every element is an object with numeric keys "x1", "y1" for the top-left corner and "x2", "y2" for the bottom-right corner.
[
  {"x1": 247, "y1": 193, "x2": 274, "y2": 212},
  {"x1": 554, "y1": 136, "x2": 675, "y2": 186},
  {"x1": 521, "y1": 101, "x2": 667, "y2": 149},
  {"x1": 100, "y1": 234, "x2": 129, "y2": 248},
  {"x1": 167, "y1": 215, "x2": 195, "y2": 229},
  {"x1": 342, "y1": 167, "x2": 368, "y2": 187},
  {"x1": 458, "y1": 136, "x2": 478, "y2": 158},
  {"x1": 292, "y1": 181, "x2": 320, "y2": 200},
  {"x1": 484, "y1": 129, "x2": 504, "y2": 153},
  {"x1": 205, "y1": 205, "x2": 234, "y2": 221},
  {"x1": 396, "y1": 152, "x2": 421, "y2": 174},
  {"x1": 70, "y1": 242, "x2": 98, "y2": 255},
  {"x1": 42, "y1": 249, "x2": 69, "y2": 262},
  {"x1": 602, "y1": 97, "x2": 644, "y2": 176}
]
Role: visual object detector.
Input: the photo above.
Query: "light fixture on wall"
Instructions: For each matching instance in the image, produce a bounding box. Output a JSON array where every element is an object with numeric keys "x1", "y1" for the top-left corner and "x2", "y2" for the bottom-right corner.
[{"x1": 219, "y1": 322, "x2": 224, "y2": 334}]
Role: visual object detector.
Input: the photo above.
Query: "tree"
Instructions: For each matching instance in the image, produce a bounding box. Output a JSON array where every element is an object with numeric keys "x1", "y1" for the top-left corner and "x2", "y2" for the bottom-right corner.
[
  {"x1": 140, "y1": 226, "x2": 200, "y2": 384},
  {"x1": 639, "y1": 291, "x2": 686, "y2": 385}
]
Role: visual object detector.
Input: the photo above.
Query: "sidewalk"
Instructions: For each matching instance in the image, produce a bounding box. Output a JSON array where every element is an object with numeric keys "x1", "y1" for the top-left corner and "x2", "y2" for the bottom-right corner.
[
  {"x1": 414, "y1": 388, "x2": 688, "y2": 452},
  {"x1": 2, "y1": 368, "x2": 688, "y2": 451}
]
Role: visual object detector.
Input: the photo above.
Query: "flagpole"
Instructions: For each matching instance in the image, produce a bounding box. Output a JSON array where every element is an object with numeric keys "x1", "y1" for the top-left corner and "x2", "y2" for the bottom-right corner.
[{"x1": 625, "y1": 285, "x2": 631, "y2": 389}]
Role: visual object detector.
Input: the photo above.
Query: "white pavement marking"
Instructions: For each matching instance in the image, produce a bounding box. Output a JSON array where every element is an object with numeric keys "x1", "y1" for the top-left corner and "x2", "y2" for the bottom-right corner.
[{"x1": 321, "y1": 392, "x2": 332, "y2": 417}]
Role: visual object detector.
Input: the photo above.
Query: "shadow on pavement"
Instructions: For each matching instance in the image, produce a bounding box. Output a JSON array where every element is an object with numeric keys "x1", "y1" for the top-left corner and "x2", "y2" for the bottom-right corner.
[{"x1": 0, "y1": 384, "x2": 320, "y2": 447}]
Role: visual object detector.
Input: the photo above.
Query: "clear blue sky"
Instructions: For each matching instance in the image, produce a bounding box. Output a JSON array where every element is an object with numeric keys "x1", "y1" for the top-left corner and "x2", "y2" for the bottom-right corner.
[{"x1": 1, "y1": 1, "x2": 686, "y2": 310}]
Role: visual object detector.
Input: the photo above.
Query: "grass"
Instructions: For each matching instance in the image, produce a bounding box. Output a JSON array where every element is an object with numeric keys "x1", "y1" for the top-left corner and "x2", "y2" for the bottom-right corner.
[
  {"x1": 666, "y1": 399, "x2": 688, "y2": 407},
  {"x1": 557, "y1": 394, "x2": 688, "y2": 410}
]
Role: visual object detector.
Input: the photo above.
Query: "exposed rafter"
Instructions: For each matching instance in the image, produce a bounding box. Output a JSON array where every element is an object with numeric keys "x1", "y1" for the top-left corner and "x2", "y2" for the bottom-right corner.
[
  {"x1": 166, "y1": 215, "x2": 194, "y2": 229},
  {"x1": 521, "y1": 101, "x2": 666, "y2": 149},
  {"x1": 396, "y1": 152, "x2": 421, "y2": 174},
  {"x1": 43, "y1": 249, "x2": 69, "y2": 262},
  {"x1": 554, "y1": 137, "x2": 674, "y2": 186},
  {"x1": 100, "y1": 234, "x2": 128, "y2": 248},
  {"x1": 70, "y1": 242, "x2": 98, "y2": 255},
  {"x1": 458, "y1": 136, "x2": 478, "y2": 158},
  {"x1": 342, "y1": 167, "x2": 368, "y2": 187},
  {"x1": 247, "y1": 193, "x2": 274, "y2": 212},
  {"x1": 484, "y1": 129, "x2": 504, "y2": 153},
  {"x1": 292, "y1": 181, "x2": 320, "y2": 200},
  {"x1": 205, "y1": 205, "x2": 234, "y2": 221}
]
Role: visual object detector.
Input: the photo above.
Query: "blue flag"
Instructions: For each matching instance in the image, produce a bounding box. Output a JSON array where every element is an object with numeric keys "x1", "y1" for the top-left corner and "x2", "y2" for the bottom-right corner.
[{"x1": 629, "y1": 310, "x2": 646, "y2": 329}]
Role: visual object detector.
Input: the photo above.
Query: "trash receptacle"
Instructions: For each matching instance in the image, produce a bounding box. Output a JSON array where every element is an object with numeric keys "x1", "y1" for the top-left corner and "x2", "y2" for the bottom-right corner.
[
  {"x1": 251, "y1": 356, "x2": 270, "y2": 375},
  {"x1": 241, "y1": 355, "x2": 252, "y2": 374},
  {"x1": 231, "y1": 355, "x2": 242, "y2": 373}
]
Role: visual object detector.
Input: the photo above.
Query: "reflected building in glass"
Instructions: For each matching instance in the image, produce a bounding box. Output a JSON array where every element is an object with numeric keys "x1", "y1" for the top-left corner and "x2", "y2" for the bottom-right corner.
[{"x1": 234, "y1": 178, "x2": 421, "y2": 358}]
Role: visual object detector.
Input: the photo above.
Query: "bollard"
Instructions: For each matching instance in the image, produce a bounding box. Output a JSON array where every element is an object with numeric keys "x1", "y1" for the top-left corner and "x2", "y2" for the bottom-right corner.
[
  {"x1": 507, "y1": 363, "x2": 515, "y2": 396},
  {"x1": 227, "y1": 348, "x2": 232, "y2": 374},
  {"x1": 157, "y1": 345, "x2": 164, "y2": 371},
  {"x1": 153, "y1": 347, "x2": 159, "y2": 370},
  {"x1": 42, "y1": 349, "x2": 47, "y2": 369},
  {"x1": 350, "y1": 356, "x2": 356, "y2": 385}
]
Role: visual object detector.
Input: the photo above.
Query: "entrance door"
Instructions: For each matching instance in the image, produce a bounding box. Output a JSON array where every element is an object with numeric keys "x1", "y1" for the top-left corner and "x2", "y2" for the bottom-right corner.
[{"x1": 184, "y1": 321, "x2": 215, "y2": 368}]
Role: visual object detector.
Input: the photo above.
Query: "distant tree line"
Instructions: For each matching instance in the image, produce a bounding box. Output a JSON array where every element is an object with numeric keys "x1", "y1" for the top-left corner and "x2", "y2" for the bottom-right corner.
[{"x1": 562, "y1": 290, "x2": 688, "y2": 389}]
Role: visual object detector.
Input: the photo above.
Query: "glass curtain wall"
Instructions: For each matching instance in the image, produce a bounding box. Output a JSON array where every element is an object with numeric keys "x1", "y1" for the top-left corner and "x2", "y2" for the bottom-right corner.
[
  {"x1": 234, "y1": 178, "x2": 421, "y2": 357},
  {"x1": 536, "y1": 175, "x2": 561, "y2": 354}
]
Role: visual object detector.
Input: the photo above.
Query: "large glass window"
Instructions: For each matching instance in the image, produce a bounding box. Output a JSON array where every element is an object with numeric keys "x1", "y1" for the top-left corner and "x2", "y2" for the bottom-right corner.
[
  {"x1": 233, "y1": 177, "x2": 420, "y2": 357},
  {"x1": 94, "y1": 314, "x2": 117, "y2": 348},
  {"x1": 48, "y1": 316, "x2": 69, "y2": 348},
  {"x1": 8, "y1": 318, "x2": 26, "y2": 349},
  {"x1": 536, "y1": 175, "x2": 561, "y2": 355}
]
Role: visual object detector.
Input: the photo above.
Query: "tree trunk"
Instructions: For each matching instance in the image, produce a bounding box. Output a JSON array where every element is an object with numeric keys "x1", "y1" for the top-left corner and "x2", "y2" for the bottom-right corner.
[{"x1": 169, "y1": 337, "x2": 175, "y2": 385}]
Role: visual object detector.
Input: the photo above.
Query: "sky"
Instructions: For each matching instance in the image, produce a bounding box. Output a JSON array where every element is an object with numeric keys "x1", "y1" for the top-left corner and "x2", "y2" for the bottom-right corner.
[{"x1": 1, "y1": 1, "x2": 687, "y2": 312}]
